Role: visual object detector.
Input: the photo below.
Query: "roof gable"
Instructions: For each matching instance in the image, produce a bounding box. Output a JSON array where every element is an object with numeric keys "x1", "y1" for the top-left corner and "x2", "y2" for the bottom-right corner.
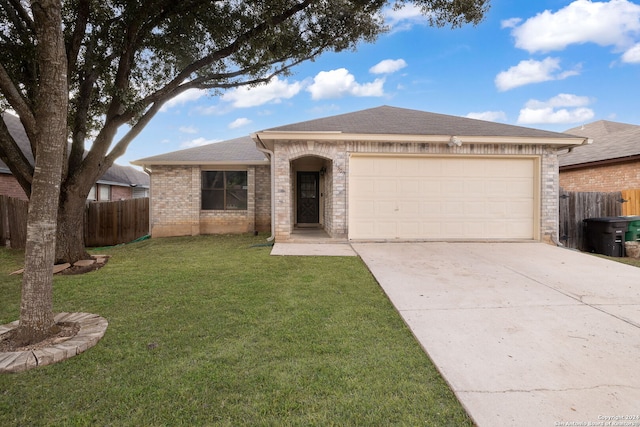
[
  {"x1": 564, "y1": 120, "x2": 638, "y2": 139},
  {"x1": 559, "y1": 120, "x2": 640, "y2": 167},
  {"x1": 263, "y1": 105, "x2": 576, "y2": 139},
  {"x1": 133, "y1": 136, "x2": 268, "y2": 165}
]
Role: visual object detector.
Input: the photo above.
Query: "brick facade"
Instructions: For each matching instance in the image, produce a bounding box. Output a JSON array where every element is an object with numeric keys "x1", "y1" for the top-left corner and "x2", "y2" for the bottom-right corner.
[
  {"x1": 271, "y1": 140, "x2": 560, "y2": 243},
  {"x1": 149, "y1": 142, "x2": 561, "y2": 243},
  {"x1": 110, "y1": 185, "x2": 133, "y2": 200},
  {"x1": 149, "y1": 165, "x2": 271, "y2": 238},
  {"x1": 0, "y1": 173, "x2": 28, "y2": 200},
  {"x1": 559, "y1": 160, "x2": 640, "y2": 192}
]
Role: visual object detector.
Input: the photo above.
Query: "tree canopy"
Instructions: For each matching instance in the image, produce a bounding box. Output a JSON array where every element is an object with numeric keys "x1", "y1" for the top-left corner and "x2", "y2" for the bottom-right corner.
[
  {"x1": 0, "y1": 0, "x2": 489, "y2": 345},
  {"x1": 1, "y1": 0, "x2": 489, "y2": 194}
]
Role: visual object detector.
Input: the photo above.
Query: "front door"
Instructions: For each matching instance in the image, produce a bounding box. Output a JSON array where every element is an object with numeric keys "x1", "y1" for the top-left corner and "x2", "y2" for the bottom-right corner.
[{"x1": 297, "y1": 172, "x2": 319, "y2": 224}]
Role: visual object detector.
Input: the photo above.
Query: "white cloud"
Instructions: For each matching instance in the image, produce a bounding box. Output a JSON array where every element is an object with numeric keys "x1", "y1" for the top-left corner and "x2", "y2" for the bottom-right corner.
[
  {"x1": 495, "y1": 57, "x2": 579, "y2": 91},
  {"x1": 517, "y1": 93, "x2": 595, "y2": 125},
  {"x1": 160, "y1": 88, "x2": 204, "y2": 112},
  {"x1": 180, "y1": 137, "x2": 221, "y2": 148},
  {"x1": 382, "y1": 4, "x2": 430, "y2": 32},
  {"x1": 466, "y1": 111, "x2": 507, "y2": 122},
  {"x1": 501, "y1": 18, "x2": 522, "y2": 29},
  {"x1": 307, "y1": 68, "x2": 385, "y2": 100},
  {"x1": 525, "y1": 93, "x2": 592, "y2": 109},
  {"x1": 370, "y1": 59, "x2": 407, "y2": 74},
  {"x1": 228, "y1": 117, "x2": 252, "y2": 129},
  {"x1": 518, "y1": 107, "x2": 595, "y2": 124},
  {"x1": 221, "y1": 76, "x2": 302, "y2": 108},
  {"x1": 622, "y1": 42, "x2": 640, "y2": 63},
  {"x1": 510, "y1": 0, "x2": 640, "y2": 54},
  {"x1": 179, "y1": 125, "x2": 198, "y2": 134}
]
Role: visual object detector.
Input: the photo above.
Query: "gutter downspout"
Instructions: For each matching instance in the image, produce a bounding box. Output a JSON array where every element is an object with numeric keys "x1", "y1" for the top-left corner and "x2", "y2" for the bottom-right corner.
[{"x1": 252, "y1": 133, "x2": 275, "y2": 242}]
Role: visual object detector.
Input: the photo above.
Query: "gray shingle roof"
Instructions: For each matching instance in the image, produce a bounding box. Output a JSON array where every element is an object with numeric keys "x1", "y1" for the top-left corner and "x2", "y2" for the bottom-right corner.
[
  {"x1": 133, "y1": 135, "x2": 267, "y2": 165},
  {"x1": 264, "y1": 105, "x2": 577, "y2": 139},
  {"x1": 1, "y1": 113, "x2": 149, "y2": 187},
  {"x1": 133, "y1": 105, "x2": 585, "y2": 165},
  {"x1": 559, "y1": 120, "x2": 640, "y2": 167}
]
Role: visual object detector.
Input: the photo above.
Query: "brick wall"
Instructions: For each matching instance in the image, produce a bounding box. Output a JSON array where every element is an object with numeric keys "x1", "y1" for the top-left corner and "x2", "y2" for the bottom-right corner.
[
  {"x1": 149, "y1": 165, "x2": 270, "y2": 238},
  {"x1": 149, "y1": 142, "x2": 562, "y2": 242},
  {"x1": 110, "y1": 185, "x2": 133, "y2": 201},
  {"x1": 560, "y1": 160, "x2": 640, "y2": 192},
  {"x1": 254, "y1": 165, "x2": 271, "y2": 232},
  {"x1": 273, "y1": 140, "x2": 559, "y2": 243},
  {"x1": 0, "y1": 173, "x2": 28, "y2": 200}
]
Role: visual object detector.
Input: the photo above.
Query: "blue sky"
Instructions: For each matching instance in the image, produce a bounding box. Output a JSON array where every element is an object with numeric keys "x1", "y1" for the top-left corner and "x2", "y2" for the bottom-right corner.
[{"x1": 122, "y1": 0, "x2": 640, "y2": 167}]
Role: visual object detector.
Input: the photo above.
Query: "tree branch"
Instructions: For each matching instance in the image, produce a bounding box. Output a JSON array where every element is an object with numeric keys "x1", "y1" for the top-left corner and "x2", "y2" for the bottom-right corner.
[
  {"x1": 0, "y1": 63, "x2": 36, "y2": 142},
  {"x1": 0, "y1": 115, "x2": 34, "y2": 197},
  {"x1": 66, "y1": 0, "x2": 90, "y2": 82},
  {"x1": 4, "y1": 0, "x2": 36, "y2": 34}
]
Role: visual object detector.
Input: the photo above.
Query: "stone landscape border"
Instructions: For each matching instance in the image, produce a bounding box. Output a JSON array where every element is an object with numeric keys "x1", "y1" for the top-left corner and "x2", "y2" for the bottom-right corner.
[{"x1": 0, "y1": 312, "x2": 108, "y2": 373}]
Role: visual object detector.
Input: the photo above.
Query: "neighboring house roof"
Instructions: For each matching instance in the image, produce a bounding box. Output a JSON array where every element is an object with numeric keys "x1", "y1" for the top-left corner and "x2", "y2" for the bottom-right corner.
[
  {"x1": 133, "y1": 136, "x2": 268, "y2": 166},
  {"x1": 1, "y1": 112, "x2": 149, "y2": 187},
  {"x1": 559, "y1": 120, "x2": 640, "y2": 168},
  {"x1": 263, "y1": 105, "x2": 580, "y2": 140}
]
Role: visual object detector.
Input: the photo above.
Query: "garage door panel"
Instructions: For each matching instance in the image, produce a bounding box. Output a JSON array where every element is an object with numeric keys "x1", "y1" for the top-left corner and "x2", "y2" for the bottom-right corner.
[
  {"x1": 420, "y1": 181, "x2": 442, "y2": 196},
  {"x1": 464, "y1": 201, "x2": 486, "y2": 216},
  {"x1": 375, "y1": 179, "x2": 397, "y2": 194},
  {"x1": 442, "y1": 180, "x2": 466, "y2": 194},
  {"x1": 508, "y1": 200, "x2": 534, "y2": 217},
  {"x1": 508, "y1": 179, "x2": 534, "y2": 194},
  {"x1": 349, "y1": 155, "x2": 537, "y2": 240},
  {"x1": 398, "y1": 200, "x2": 420, "y2": 215}
]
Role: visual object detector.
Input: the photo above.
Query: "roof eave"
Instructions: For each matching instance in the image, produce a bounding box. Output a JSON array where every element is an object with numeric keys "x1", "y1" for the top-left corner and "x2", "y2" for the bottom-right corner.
[
  {"x1": 254, "y1": 131, "x2": 588, "y2": 148},
  {"x1": 559, "y1": 154, "x2": 640, "y2": 170},
  {"x1": 131, "y1": 159, "x2": 269, "y2": 167}
]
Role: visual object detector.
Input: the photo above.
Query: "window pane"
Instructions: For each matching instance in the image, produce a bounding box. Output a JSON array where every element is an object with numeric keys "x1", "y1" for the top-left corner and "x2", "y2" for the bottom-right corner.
[
  {"x1": 226, "y1": 171, "x2": 247, "y2": 188},
  {"x1": 225, "y1": 171, "x2": 247, "y2": 210},
  {"x1": 99, "y1": 185, "x2": 110, "y2": 201},
  {"x1": 202, "y1": 190, "x2": 224, "y2": 210},
  {"x1": 202, "y1": 171, "x2": 224, "y2": 189},
  {"x1": 226, "y1": 189, "x2": 247, "y2": 210}
]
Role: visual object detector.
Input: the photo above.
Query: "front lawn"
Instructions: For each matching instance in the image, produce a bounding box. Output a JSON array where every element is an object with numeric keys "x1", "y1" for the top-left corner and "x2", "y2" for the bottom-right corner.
[
  {"x1": 0, "y1": 234, "x2": 472, "y2": 426},
  {"x1": 597, "y1": 254, "x2": 640, "y2": 268}
]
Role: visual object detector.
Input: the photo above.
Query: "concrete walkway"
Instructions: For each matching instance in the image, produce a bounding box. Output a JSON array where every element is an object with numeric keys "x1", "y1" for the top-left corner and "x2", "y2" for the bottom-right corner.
[
  {"x1": 352, "y1": 242, "x2": 640, "y2": 427},
  {"x1": 271, "y1": 242, "x2": 357, "y2": 256}
]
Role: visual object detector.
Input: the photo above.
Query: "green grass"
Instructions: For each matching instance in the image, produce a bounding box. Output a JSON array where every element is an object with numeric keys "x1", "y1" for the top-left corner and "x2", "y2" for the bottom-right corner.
[
  {"x1": 595, "y1": 253, "x2": 640, "y2": 268},
  {"x1": 0, "y1": 234, "x2": 472, "y2": 426}
]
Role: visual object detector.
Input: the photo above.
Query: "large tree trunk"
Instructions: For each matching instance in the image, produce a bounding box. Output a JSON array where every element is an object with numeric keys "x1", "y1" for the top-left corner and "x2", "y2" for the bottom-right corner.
[
  {"x1": 14, "y1": 0, "x2": 68, "y2": 346},
  {"x1": 55, "y1": 188, "x2": 90, "y2": 264}
]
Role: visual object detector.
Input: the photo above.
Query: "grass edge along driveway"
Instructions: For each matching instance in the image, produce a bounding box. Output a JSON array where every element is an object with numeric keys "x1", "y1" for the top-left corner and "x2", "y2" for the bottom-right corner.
[{"x1": 0, "y1": 234, "x2": 473, "y2": 426}]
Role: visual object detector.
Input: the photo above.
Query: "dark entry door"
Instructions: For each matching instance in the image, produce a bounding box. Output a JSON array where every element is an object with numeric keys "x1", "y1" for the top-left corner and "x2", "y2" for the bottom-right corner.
[{"x1": 297, "y1": 172, "x2": 319, "y2": 224}]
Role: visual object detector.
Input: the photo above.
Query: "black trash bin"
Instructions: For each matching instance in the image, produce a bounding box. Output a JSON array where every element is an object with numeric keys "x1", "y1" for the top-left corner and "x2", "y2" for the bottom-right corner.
[{"x1": 583, "y1": 217, "x2": 630, "y2": 257}]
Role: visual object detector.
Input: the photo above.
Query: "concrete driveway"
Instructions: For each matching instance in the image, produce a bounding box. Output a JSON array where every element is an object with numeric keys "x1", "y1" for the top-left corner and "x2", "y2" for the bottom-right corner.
[{"x1": 352, "y1": 242, "x2": 640, "y2": 427}]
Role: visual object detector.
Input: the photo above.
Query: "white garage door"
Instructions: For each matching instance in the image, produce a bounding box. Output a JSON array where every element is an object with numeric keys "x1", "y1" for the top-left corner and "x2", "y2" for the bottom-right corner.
[{"x1": 348, "y1": 155, "x2": 538, "y2": 240}]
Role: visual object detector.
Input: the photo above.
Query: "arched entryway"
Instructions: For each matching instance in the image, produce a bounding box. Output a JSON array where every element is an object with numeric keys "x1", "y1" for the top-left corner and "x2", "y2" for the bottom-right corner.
[{"x1": 291, "y1": 156, "x2": 331, "y2": 231}]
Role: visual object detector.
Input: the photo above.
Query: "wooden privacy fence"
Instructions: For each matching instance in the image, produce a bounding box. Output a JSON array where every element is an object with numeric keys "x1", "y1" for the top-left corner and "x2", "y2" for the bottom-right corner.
[
  {"x1": 85, "y1": 197, "x2": 150, "y2": 247},
  {"x1": 0, "y1": 197, "x2": 149, "y2": 250},
  {"x1": 0, "y1": 195, "x2": 29, "y2": 249},
  {"x1": 621, "y1": 189, "x2": 640, "y2": 216},
  {"x1": 559, "y1": 190, "x2": 625, "y2": 250}
]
